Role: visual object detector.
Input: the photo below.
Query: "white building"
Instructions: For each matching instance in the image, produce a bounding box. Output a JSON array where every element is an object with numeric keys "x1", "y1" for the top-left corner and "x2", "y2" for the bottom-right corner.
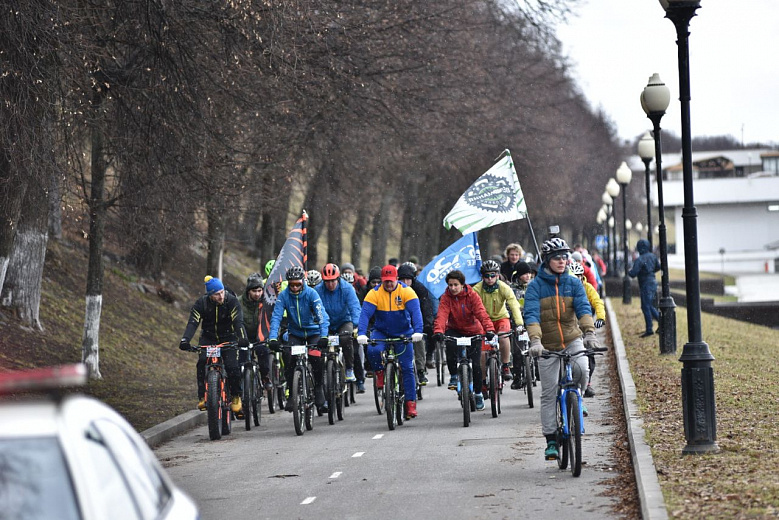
[{"x1": 628, "y1": 149, "x2": 779, "y2": 274}]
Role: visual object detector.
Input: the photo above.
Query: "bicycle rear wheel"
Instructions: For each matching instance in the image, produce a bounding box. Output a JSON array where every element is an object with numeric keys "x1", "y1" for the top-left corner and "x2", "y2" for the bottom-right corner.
[
  {"x1": 396, "y1": 366, "x2": 405, "y2": 426},
  {"x1": 220, "y1": 384, "x2": 231, "y2": 437},
  {"x1": 268, "y1": 359, "x2": 278, "y2": 414},
  {"x1": 459, "y1": 363, "x2": 471, "y2": 427},
  {"x1": 304, "y1": 370, "x2": 315, "y2": 431},
  {"x1": 291, "y1": 369, "x2": 305, "y2": 436},
  {"x1": 326, "y1": 359, "x2": 336, "y2": 425},
  {"x1": 336, "y1": 365, "x2": 345, "y2": 421},
  {"x1": 373, "y1": 369, "x2": 385, "y2": 415},
  {"x1": 252, "y1": 367, "x2": 261, "y2": 427},
  {"x1": 488, "y1": 357, "x2": 499, "y2": 418},
  {"x1": 556, "y1": 396, "x2": 569, "y2": 470},
  {"x1": 568, "y1": 392, "x2": 582, "y2": 477},
  {"x1": 524, "y1": 355, "x2": 534, "y2": 408},
  {"x1": 206, "y1": 370, "x2": 222, "y2": 441},
  {"x1": 243, "y1": 366, "x2": 254, "y2": 430},
  {"x1": 385, "y1": 363, "x2": 397, "y2": 431},
  {"x1": 435, "y1": 342, "x2": 445, "y2": 386}
]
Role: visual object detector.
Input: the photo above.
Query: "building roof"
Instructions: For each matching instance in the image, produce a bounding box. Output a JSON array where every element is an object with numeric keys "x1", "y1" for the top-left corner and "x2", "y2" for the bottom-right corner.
[
  {"x1": 628, "y1": 148, "x2": 775, "y2": 172},
  {"x1": 654, "y1": 175, "x2": 779, "y2": 206}
]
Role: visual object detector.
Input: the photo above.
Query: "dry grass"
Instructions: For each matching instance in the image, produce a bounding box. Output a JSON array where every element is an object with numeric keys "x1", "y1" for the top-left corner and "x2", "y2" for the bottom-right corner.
[{"x1": 613, "y1": 301, "x2": 779, "y2": 519}]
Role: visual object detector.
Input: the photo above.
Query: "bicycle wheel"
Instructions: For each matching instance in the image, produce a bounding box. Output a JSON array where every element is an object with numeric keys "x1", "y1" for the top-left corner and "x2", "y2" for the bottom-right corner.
[
  {"x1": 524, "y1": 355, "x2": 534, "y2": 408},
  {"x1": 220, "y1": 383, "x2": 231, "y2": 437},
  {"x1": 267, "y1": 360, "x2": 277, "y2": 414},
  {"x1": 304, "y1": 370, "x2": 315, "y2": 431},
  {"x1": 396, "y1": 366, "x2": 404, "y2": 426},
  {"x1": 206, "y1": 370, "x2": 222, "y2": 441},
  {"x1": 385, "y1": 362, "x2": 397, "y2": 431},
  {"x1": 373, "y1": 369, "x2": 385, "y2": 415},
  {"x1": 326, "y1": 359, "x2": 336, "y2": 425},
  {"x1": 459, "y1": 363, "x2": 471, "y2": 427},
  {"x1": 252, "y1": 366, "x2": 261, "y2": 427},
  {"x1": 488, "y1": 357, "x2": 499, "y2": 418},
  {"x1": 243, "y1": 366, "x2": 253, "y2": 430},
  {"x1": 276, "y1": 374, "x2": 286, "y2": 413},
  {"x1": 568, "y1": 392, "x2": 582, "y2": 477},
  {"x1": 435, "y1": 342, "x2": 445, "y2": 386},
  {"x1": 291, "y1": 368, "x2": 304, "y2": 436},
  {"x1": 556, "y1": 396, "x2": 569, "y2": 470},
  {"x1": 336, "y1": 365, "x2": 345, "y2": 421}
]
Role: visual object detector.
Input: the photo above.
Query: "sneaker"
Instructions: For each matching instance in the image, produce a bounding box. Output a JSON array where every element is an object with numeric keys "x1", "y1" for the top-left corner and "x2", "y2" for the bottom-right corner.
[
  {"x1": 584, "y1": 385, "x2": 595, "y2": 398},
  {"x1": 425, "y1": 356, "x2": 434, "y2": 369},
  {"x1": 230, "y1": 396, "x2": 242, "y2": 414},
  {"x1": 474, "y1": 393, "x2": 485, "y2": 410},
  {"x1": 375, "y1": 370, "x2": 384, "y2": 389},
  {"x1": 345, "y1": 368, "x2": 356, "y2": 382},
  {"x1": 581, "y1": 404, "x2": 588, "y2": 417},
  {"x1": 510, "y1": 379, "x2": 521, "y2": 390},
  {"x1": 357, "y1": 381, "x2": 366, "y2": 394},
  {"x1": 639, "y1": 331, "x2": 654, "y2": 338},
  {"x1": 448, "y1": 375, "x2": 458, "y2": 390},
  {"x1": 284, "y1": 399, "x2": 294, "y2": 412},
  {"x1": 545, "y1": 441, "x2": 559, "y2": 460},
  {"x1": 197, "y1": 398, "x2": 206, "y2": 411},
  {"x1": 262, "y1": 377, "x2": 273, "y2": 391},
  {"x1": 418, "y1": 370, "x2": 428, "y2": 386},
  {"x1": 405, "y1": 400, "x2": 417, "y2": 419},
  {"x1": 502, "y1": 364, "x2": 513, "y2": 381}
]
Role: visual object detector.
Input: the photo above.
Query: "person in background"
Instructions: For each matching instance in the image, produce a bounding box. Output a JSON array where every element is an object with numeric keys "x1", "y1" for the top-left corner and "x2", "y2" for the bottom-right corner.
[
  {"x1": 571, "y1": 251, "x2": 598, "y2": 289},
  {"x1": 315, "y1": 263, "x2": 360, "y2": 384},
  {"x1": 341, "y1": 262, "x2": 366, "y2": 294},
  {"x1": 629, "y1": 238, "x2": 661, "y2": 338},
  {"x1": 397, "y1": 262, "x2": 434, "y2": 385},
  {"x1": 500, "y1": 243, "x2": 525, "y2": 282},
  {"x1": 568, "y1": 262, "x2": 605, "y2": 398},
  {"x1": 509, "y1": 260, "x2": 533, "y2": 389},
  {"x1": 239, "y1": 273, "x2": 271, "y2": 390}
]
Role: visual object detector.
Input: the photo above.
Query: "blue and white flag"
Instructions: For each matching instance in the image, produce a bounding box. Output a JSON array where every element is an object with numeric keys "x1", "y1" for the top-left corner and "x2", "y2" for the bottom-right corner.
[
  {"x1": 418, "y1": 232, "x2": 482, "y2": 298},
  {"x1": 443, "y1": 150, "x2": 527, "y2": 235}
]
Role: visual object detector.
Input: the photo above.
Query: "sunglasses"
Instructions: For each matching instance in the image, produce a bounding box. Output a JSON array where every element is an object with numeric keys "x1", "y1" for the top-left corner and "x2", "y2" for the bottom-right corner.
[
  {"x1": 483, "y1": 273, "x2": 498, "y2": 279},
  {"x1": 550, "y1": 253, "x2": 569, "y2": 261},
  {"x1": 288, "y1": 281, "x2": 303, "y2": 288}
]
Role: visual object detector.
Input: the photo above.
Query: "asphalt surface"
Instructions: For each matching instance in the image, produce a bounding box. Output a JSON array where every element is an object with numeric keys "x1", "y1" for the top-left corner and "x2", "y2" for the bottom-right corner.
[{"x1": 147, "y1": 301, "x2": 667, "y2": 519}]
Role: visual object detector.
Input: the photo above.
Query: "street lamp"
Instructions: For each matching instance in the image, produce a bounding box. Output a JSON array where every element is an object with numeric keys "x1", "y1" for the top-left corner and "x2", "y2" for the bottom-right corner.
[
  {"x1": 638, "y1": 131, "x2": 655, "y2": 250},
  {"x1": 616, "y1": 162, "x2": 632, "y2": 304},
  {"x1": 602, "y1": 192, "x2": 614, "y2": 275},
  {"x1": 660, "y1": 0, "x2": 717, "y2": 455},
  {"x1": 606, "y1": 179, "x2": 621, "y2": 277},
  {"x1": 635, "y1": 222, "x2": 644, "y2": 237},
  {"x1": 641, "y1": 72, "x2": 677, "y2": 356}
]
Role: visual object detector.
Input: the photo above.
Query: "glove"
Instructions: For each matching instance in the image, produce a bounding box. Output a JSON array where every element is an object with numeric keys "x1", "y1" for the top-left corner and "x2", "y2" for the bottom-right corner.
[
  {"x1": 583, "y1": 330, "x2": 600, "y2": 350},
  {"x1": 357, "y1": 335, "x2": 368, "y2": 345},
  {"x1": 411, "y1": 332, "x2": 424, "y2": 343},
  {"x1": 485, "y1": 331, "x2": 495, "y2": 342},
  {"x1": 268, "y1": 339, "x2": 280, "y2": 352},
  {"x1": 237, "y1": 337, "x2": 250, "y2": 348},
  {"x1": 179, "y1": 339, "x2": 191, "y2": 351},
  {"x1": 594, "y1": 319, "x2": 605, "y2": 328},
  {"x1": 529, "y1": 337, "x2": 544, "y2": 358},
  {"x1": 432, "y1": 332, "x2": 444, "y2": 343},
  {"x1": 515, "y1": 325, "x2": 525, "y2": 334},
  {"x1": 318, "y1": 336, "x2": 329, "y2": 348}
]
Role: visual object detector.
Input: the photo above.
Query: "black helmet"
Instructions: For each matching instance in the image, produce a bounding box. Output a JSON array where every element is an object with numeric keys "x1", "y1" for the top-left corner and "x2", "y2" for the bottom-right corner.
[
  {"x1": 397, "y1": 263, "x2": 416, "y2": 280},
  {"x1": 480, "y1": 259, "x2": 500, "y2": 275},
  {"x1": 246, "y1": 272, "x2": 264, "y2": 290},
  {"x1": 542, "y1": 237, "x2": 571, "y2": 260},
  {"x1": 286, "y1": 266, "x2": 305, "y2": 281}
]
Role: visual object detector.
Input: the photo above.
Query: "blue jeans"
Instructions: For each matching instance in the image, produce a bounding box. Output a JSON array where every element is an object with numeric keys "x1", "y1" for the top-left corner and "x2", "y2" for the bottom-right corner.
[
  {"x1": 367, "y1": 333, "x2": 416, "y2": 401},
  {"x1": 640, "y1": 282, "x2": 660, "y2": 333}
]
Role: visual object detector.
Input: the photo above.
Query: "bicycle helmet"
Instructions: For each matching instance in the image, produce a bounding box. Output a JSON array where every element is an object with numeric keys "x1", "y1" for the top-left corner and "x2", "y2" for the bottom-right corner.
[
  {"x1": 307, "y1": 269, "x2": 322, "y2": 286},
  {"x1": 568, "y1": 262, "x2": 585, "y2": 276},
  {"x1": 264, "y1": 260, "x2": 276, "y2": 277},
  {"x1": 286, "y1": 265, "x2": 305, "y2": 281},
  {"x1": 397, "y1": 263, "x2": 416, "y2": 280},
  {"x1": 321, "y1": 263, "x2": 340, "y2": 281},
  {"x1": 341, "y1": 271, "x2": 355, "y2": 284},
  {"x1": 541, "y1": 237, "x2": 571, "y2": 260},
  {"x1": 480, "y1": 259, "x2": 501, "y2": 275},
  {"x1": 246, "y1": 272, "x2": 264, "y2": 290}
]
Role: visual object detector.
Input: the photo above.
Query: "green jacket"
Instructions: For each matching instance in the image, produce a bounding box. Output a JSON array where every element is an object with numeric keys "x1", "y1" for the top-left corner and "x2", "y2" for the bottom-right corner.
[{"x1": 239, "y1": 291, "x2": 263, "y2": 342}]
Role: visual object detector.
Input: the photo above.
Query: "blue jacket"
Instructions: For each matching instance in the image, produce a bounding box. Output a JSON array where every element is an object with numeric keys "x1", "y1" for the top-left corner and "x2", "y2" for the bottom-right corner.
[
  {"x1": 269, "y1": 285, "x2": 329, "y2": 340},
  {"x1": 314, "y1": 279, "x2": 361, "y2": 331},
  {"x1": 629, "y1": 239, "x2": 660, "y2": 286},
  {"x1": 358, "y1": 282, "x2": 423, "y2": 337}
]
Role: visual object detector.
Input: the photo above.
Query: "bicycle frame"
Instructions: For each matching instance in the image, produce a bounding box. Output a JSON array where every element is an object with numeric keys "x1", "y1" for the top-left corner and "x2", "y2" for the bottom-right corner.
[
  {"x1": 369, "y1": 336, "x2": 412, "y2": 431},
  {"x1": 287, "y1": 342, "x2": 321, "y2": 436},
  {"x1": 195, "y1": 342, "x2": 237, "y2": 441}
]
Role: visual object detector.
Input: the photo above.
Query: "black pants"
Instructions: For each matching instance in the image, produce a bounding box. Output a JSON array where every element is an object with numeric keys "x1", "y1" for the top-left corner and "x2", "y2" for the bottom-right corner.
[
  {"x1": 445, "y1": 332, "x2": 482, "y2": 393},
  {"x1": 283, "y1": 334, "x2": 324, "y2": 388},
  {"x1": 197, "y1": 347, "x2": 241, "y2": 399}
]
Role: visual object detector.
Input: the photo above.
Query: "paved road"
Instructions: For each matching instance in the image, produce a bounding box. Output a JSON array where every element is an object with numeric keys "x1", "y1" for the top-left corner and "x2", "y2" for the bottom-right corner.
[{"x1": 157, "y1": 344, "x2": 622, "y2": 519}]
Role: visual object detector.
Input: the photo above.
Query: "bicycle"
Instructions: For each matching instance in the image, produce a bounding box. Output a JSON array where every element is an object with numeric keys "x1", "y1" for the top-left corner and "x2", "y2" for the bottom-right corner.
[
  {"x1": 240, "y1": 342, "x2": 263, "y2": 430},
  {"x1": 484, "y1": 332, "x2": 512, "y2": 418},
  {"x1": 192, "y1": 342, "x2": 237, "y2": 441},
  {"x1": 443, "y1": 334, "x2": 482, "y2": 427},
  {"x1": 541, "y1": 346, "x2": 607, "y2": 477},
  {"x1": 287, "y1": 342, "x2": 321, "y2": 436},
  {"x1": 434, "y1": 336, "x2": 446, "y2": 387},
  {"x1": 511, "y1": 328, "x2": 537, "y2": 408},
  {"x1": 324, "y1": 334, "x2": 348, "y2": 425},
  {"x1": 369, "y1": 336, "x2": 412, "y2": 431},
  {"x1": 267, "y1": 342, "x2": 286, "y2": 414}
]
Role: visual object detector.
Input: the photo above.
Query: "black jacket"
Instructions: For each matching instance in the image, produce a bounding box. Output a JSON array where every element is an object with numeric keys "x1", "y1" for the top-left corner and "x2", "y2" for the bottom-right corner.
[
  {"x1": 410, "y1": 279, "x2": 434, "y2": 335},
  {"x1": 182, "y1": 292, "x2": 247, "y2": 345}
]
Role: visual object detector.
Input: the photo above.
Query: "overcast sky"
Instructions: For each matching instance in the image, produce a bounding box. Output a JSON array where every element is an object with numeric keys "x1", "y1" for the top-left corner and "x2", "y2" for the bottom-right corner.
[{"x1": 555, "y1": 0, "x2": 778, "y2": 146}]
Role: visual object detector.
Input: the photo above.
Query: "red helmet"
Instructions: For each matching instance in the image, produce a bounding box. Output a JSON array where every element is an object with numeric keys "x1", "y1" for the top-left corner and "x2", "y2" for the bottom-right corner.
[{"x1": 321, "y1": 263, "x2": 340, "y2": 281}]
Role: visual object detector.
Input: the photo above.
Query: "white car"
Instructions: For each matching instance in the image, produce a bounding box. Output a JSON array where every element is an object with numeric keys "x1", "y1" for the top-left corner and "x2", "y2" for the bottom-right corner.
[{"x1": 0, "y1": 364, "x2": 199, "y2": 520}]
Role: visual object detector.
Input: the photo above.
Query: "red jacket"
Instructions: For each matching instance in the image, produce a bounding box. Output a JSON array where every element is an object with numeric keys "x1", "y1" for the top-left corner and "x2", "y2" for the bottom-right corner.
[
  {"x1": 434, "y1": 285, "x2": 495, "y2": 336},
  {"x1": 583, "y1": 263, "x2": 598, "y2": 288}
]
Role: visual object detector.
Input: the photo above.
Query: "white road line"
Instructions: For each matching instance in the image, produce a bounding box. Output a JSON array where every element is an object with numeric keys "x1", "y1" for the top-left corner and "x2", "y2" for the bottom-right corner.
[
  {"x1": 301, "y1": 497, "x2": 316, "y2": 505},
  {"x1": 329, "y1": 471, "x2": 342, "y2": 479},
  {"x1": 352, "y1": 451, "x2": 365, "y2": 458},
  {"x1": 372, "y1": 434, "x2": 384, "y2": 439}
]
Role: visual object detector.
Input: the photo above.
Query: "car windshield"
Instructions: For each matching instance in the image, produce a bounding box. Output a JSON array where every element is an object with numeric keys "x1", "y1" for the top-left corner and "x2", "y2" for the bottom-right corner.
[{"x1": 0, "y1": 437, "x2": 81, "y2": 520}]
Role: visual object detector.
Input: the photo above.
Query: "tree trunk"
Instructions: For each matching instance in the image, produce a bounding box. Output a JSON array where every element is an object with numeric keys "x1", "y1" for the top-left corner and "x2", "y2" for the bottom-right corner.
[
  {"x1": 369, "y1": 192, "x2": 393, "y2": 268},
  {"x1": 205, "y1": 197, "x2": 226, "y2": 277},
  {"x1": 326, "y1": 203, "x2": 342, "y2": 264},
  {"x1": 0, "y1": 154, "x2": 29, "y2": 293},
  {"x1": 302, "y1": 167, "x2": 329, "y2": 268},
  {"x1": 48, "y1": 168, "x2": 62, "y2": 241},
  {"x1": 399, "y1": 178, "x2": 419, "y2": 261},
  {"x1": 259, "y1": 210, "x2": 276, "y2": 267},
  {"x1": 0, "y1": 181, "x2": 49, "y2": 330},
  {"x1": 350, "y1": 205, "x2": 368, "y2": 270}
]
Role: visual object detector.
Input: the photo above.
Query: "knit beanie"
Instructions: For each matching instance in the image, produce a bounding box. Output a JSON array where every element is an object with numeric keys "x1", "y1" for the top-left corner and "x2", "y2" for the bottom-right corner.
[
  {"x1": 204, "y1": 275, "x2": 224, "y2": 295},
  {"x1": 368, "y1": 266, "x2": 382, "y2": 282},
  {"x1": 246, "y1": 272, "x2": 264, "y2": 290},
  {"x1": 514, "y1": 261, "x2": 532, "y2": 278},
  {"x1": 341, "y1": 262, "x2": 355, "y2": 272}
]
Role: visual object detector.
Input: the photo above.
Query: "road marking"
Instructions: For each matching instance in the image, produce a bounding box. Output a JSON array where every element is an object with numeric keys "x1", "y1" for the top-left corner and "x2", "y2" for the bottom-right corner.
[
  {"x1": 329, "y1": 471, "x2": 342, "y2": 479},
  {"x1": 352, "y1": 451, "x2": 365, "y2": 458},
  {"x1": 301, "y1": 497, "x2": 316, "y2": 505},
  {"x1": 372, "y1": 434, "x2": 384, "y2": 439}
]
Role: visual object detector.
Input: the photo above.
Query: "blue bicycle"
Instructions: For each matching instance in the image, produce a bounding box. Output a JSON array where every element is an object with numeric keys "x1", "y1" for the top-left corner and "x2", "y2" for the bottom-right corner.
[{"x1": 542, "y1": 346, "x2": 607, "y2": 477}]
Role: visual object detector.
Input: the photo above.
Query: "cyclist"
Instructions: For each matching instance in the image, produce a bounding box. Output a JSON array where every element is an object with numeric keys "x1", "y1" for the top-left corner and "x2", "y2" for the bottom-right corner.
[
  {"x1": 432, "y1": 270, "x2": 495, "y2": 411},
  {"x1": 314, "y1": 263, "x2": 360, "y2": 383},
  {"x1": 500, "y1": 243, "x2": 525, "y2": 282},
  {"x1": 267, "y1": 266, "x2": 331, "y2": 414},
  {"x1": 341, "y1": 262, "x2": 366, "y2": 294},
  {"x1": 569, "y1": 262, "x2": 605, "y2": 398},
  {"x1": 397, "y1": 262, "x2": 434, "y2": 386},
  {"x1": 307, "y1": 269, "x2": 322, "y2": 288},
  {"x1": 472, "y1": 259, "x2": 523, "y2": 382},
  {"x1": 524, "y1": 237, "x2": 600, "y2": 460},
  {"x1": 239, "y1": 273, "x2": 271, "y2": 390},
  {"x1": 179, "y1": 276, "x2": 249, "y2": 413},
  {"x1": 357, "y1": 265, "x2": 424, "y2": 419}
]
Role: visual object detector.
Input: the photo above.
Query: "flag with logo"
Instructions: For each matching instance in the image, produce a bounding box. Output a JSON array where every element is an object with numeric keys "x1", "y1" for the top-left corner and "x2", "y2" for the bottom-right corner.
[
  {"x1": 443, "y1": 150, "x2": 527, "y2": 234},
  {"x1": 257, "y1": 211, "x2": 308, "y2": 341},
  {"x1": 418, "y1": 232, "x2": 482, "y2": 299}
]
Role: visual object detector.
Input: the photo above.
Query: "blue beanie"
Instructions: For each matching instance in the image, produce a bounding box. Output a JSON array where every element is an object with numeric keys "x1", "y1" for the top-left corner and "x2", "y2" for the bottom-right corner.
[{"x1": 204, "y1": 275, "x2": 224, "y2": 295}]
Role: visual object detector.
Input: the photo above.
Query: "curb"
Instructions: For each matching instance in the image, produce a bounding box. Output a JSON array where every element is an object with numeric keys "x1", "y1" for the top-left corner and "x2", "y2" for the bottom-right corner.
[
  {"x1": 141, "y1": 409, "x2": 207, "y2": 448},
  {"x1": 606, "y1": 298, "x2": 668, "y2": 520}
]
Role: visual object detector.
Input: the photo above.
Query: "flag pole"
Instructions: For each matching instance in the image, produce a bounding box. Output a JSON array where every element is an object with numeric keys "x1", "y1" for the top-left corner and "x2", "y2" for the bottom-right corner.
[{"x1": 504, "y1": 149, "x2": 541, "y2": 261}]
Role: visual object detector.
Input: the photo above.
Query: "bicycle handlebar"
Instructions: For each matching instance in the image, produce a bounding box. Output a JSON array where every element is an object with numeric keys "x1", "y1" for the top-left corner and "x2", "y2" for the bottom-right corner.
[
  {"x1": 540, "y1": 346, "x2": 607, "y2": 359},
  {"x1": 190, "y1": 342, "x2": 237, "y2": 352},
  {"x1": 368, "y1": 336, "x2": 414, "y2": 344}
]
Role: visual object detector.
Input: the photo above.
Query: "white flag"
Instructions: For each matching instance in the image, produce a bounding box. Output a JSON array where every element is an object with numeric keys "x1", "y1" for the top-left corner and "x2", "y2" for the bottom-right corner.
[{"x1": 443, "y1": 150, "x2": 527, "y2": 234}]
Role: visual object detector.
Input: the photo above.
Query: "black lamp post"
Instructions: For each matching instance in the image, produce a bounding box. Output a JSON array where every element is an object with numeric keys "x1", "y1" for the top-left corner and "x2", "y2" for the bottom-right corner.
[
  {"x1": 637, "y1": 132, "x2": 654, "y2": 250},
  {"x1": 660, "y1": 0, "x2": 717, "y2": 454},
  {"x1": 616, "y1": 162, "x2": 633, "y2": 305},
  {"x1": 641, "y1": 73, "x2": 677, "y2": 355}
]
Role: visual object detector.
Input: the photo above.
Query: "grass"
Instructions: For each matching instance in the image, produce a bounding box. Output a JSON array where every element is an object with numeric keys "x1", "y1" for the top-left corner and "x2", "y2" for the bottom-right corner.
[
  {"x1": 669, "y1": 268, "x2": 735, "y2": 286},
  {"x1": 613, "y1": 301, "x2": 779, "y2": 519}
]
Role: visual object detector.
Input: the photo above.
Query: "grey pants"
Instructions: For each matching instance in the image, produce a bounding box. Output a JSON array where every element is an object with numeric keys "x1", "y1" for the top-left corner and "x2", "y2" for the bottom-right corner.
[
  {"x1": 413, "y1": 339, "x2": 425, "y2": 373},
  {"x1": 538, "y1": 337, "x2": 588, "y2": 436}
]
